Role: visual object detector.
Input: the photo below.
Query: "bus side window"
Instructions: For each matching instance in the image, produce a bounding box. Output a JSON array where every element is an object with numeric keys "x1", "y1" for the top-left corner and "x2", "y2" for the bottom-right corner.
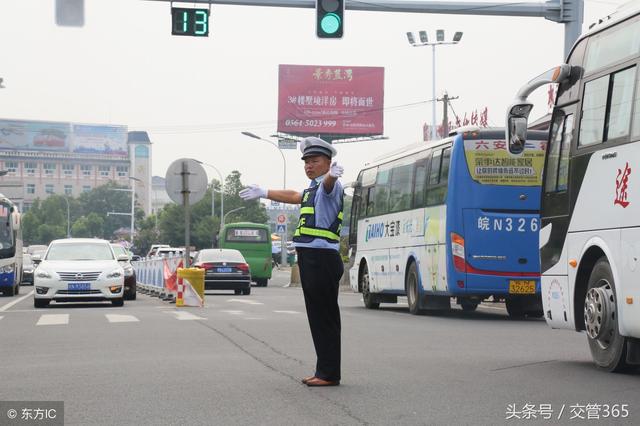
[
  {"x1": 389, "y1": 162, "x2": 414, "y2": 213},
  {"x1": 413, "y1": 159, "x2": 428, "y2": 208},
  {"x1": 546, "y1": 112, "x2": 575, "y2": 193},
  {"x1": 426, "y1": 147, "x2": 451, "y2": 206},
  {"x1": 366, "y1": 187, "x2": 376, "y2": 217},
  {"x1": 374, "y1": 168, "x2": 390, "y2": 216},
  {"x1": 579, "y1": 66, "x2": 636, "y2": 146}
]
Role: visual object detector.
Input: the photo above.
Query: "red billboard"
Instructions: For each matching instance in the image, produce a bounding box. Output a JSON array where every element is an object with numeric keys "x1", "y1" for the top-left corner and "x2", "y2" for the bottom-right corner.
[{"x1": 277, "y1": 64, "x2": 384, "y2": 136}]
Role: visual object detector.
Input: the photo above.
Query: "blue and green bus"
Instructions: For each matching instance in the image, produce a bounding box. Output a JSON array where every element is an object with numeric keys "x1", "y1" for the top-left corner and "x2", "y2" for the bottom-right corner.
[
  {"x1": 0, "y1": 195, "x2": 23, "y2": 297},
  {"x1": 348, "y1": 128, "x2": 547, "y2": 317}
]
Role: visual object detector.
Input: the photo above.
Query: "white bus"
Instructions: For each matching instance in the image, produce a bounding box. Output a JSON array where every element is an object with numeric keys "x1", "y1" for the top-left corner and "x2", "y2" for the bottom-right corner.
[{"x1": 509, "y1": 3, "x2": 640, "y2": 371}]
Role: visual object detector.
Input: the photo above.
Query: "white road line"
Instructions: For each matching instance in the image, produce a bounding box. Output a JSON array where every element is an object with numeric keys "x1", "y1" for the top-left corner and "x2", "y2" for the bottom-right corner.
[
  {"x1": 244, "y1": 317, "x2": 263, "y2": 320},
  {"x1": 165, "y1": 311, "x2": 206, "y2": 320},
  {"x1": 226, "y1": 298, "x2": 263, "y2": 305},
  {"x1": 0, "y1": 316, "x2": 3, "y2": 321},
  {"x1": 106, "y1": 314, "x2": 140, "y2": 323},
  {"x1": 36, "y1": 314, "x2": 69, "y2": 326},
  {"x1": 220, "y1": 310, "x2": 244, "y2": 315},
  {"x1": 0, "y1": 290, "x2": 35, "y2": 312},
  {"x1": 273, "y1": 310, "x2": 301, "y2": 314}
]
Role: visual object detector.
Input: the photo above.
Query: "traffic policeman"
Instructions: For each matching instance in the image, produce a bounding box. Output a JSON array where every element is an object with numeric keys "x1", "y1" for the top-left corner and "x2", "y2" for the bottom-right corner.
[{"x1": 239, "y1": 136, "x2": 344, "y2": 387}]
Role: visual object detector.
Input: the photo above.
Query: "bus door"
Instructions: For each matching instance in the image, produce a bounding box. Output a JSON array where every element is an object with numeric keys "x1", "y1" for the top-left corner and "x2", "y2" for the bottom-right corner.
[{"x1": 425, "y1": 147, "x2": 450, "y2": 292}]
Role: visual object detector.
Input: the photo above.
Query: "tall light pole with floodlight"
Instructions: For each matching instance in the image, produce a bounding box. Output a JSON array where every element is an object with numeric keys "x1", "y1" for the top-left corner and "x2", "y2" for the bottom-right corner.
[{"x1": 406, "y1": 29, "x2": 463, "y2": 141}]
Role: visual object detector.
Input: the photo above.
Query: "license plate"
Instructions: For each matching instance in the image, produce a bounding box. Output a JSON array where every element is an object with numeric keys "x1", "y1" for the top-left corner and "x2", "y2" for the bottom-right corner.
[
  {"x1": 216, "y1": 267, "x2": 233, "y2": 273},
  {"x1": 509, "y1": 280, "x2": 536, "y2": 294},
  {"x1": 68, "y1": 282, "x2": 90, "y2": 291}
]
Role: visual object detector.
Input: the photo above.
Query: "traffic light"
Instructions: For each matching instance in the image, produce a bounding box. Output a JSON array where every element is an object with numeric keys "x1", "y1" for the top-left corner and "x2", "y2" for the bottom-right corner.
[{"x1": 316, "y1": 0, "x2": 344, "y2": 38}]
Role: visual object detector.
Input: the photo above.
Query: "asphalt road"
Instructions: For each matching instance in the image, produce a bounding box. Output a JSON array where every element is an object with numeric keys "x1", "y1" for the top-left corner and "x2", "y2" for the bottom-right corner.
[{"x1": 1, "y1": 268, "x2": 638, "y2": 426}]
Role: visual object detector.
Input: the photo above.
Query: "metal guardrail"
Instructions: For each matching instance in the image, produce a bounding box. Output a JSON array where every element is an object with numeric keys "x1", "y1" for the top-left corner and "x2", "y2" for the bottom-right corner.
[{"x1": 132, "y1": 254, "x2": 183, "y2": 301}]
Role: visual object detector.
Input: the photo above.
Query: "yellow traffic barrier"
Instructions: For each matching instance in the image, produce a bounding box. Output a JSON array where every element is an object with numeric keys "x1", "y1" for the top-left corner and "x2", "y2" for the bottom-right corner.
[{"x1": 176, "y1": 268, "x2": 205, "y2": 307}]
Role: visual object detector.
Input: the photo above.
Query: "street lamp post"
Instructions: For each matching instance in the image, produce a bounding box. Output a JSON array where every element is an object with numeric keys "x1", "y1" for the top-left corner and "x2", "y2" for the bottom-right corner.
[
  {"x1": 223, "y1": 207, "x2": 245, "y2": 225},
  {"x1": 195, "y1": 160, "x2": 225, "y2": 247},
  {"x1": 406, "y1": 29, "x2": 463, "y2": 141},
  {"x1": 241, "y1": 131, "x2": 288, "y2": 266},
  {"x1": 107, "y1": 176, "x2": 141, "y2": 243}
]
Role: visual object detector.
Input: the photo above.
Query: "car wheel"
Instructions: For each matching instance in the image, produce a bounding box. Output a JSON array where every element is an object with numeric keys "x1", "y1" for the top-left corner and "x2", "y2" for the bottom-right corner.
[
  {"x1": 360, "y1": 264, "x2": 379, "y2": 309},
  {"x1": 406, "y1": 262, "x2": 423, "y2": 315},
  {"x1": 234, "y1": 289, "x2": 242, "y2": 295},
  {"x1": 4, "y1": 284, "x2": 15, "y2": 297},
  {"x1": 242, "y1": 287, "x2": 251, "y2": 295},
  {"x1": 34, "y1": 298, "x2": 50, "y2": 308},
  {"x1": 585, "y1": 257, "x2": 629, "y2": 372},
  {"x1": 111, "y1": 297, "x2": 124, "y2": 307}
]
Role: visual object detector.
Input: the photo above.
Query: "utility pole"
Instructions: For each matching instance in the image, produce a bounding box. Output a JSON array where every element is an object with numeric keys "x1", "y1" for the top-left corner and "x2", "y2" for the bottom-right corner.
[{"x1": 438, "y1": 92, "x2": 458, "y2": 136}]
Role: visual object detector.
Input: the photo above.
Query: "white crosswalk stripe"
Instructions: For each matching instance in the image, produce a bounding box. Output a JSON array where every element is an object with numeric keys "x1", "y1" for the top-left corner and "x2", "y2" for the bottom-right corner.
[
  {"x1": 220, "y1": 310, "x2": 244, "y2": 315},
  {"x1": 273, "y1": 310, "x2": 301, "y2": 315},
  {"x1": 226, "y1": 298, "x2": 264, "y2": 305},
  {"x1": 37, "y1": 314, "x2": 69, "y2": 326},
  {"x1": 106, "y1": 314, "x2": 140, "y2": 323},
  {"x1": 165, "y1": 311, "x2": 206, "y2": 320},
  {"x1": 0, "y1": 316, "x2": 3, "y2": 321}
]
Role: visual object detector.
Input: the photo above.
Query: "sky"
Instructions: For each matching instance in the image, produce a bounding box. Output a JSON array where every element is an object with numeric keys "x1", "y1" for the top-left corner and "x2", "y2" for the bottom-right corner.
[{"x1": 0, "y1": 0, "x2": 631, "y2": 195}]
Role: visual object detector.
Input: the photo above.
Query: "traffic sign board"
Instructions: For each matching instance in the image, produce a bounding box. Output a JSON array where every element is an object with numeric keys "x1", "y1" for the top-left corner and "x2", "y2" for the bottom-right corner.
[
  {"x1": 165, "y1": 158, "x2": 207, "y2": 205},
  {"x1": 276, "y1": 224, "x2": 287, "y2": 234},
  {"x1": 277, "y1": 214, "x2": 287, "y2": 224},
  {"x1": 278, "y1": 139, "x2": 297, "y2": 149}
]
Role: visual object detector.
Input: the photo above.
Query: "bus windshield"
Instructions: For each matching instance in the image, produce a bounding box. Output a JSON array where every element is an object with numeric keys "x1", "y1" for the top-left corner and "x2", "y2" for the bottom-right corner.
[{"x1": 0, "y1": 201, "x2": 15, "y2": 253}]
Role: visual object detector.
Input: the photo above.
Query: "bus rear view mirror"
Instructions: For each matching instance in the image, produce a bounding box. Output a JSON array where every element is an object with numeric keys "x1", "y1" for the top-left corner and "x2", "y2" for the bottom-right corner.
[
  {"x1": 507, "y1": 104, "x2": 533, "y2": 154},
  {"x1": 505, "y1": 64, "x2": 572, "y2": 154},
  {"x1": 11, "y1": 212, "x2": 21, "y2": 231},
  {"x1": 32, "y1": 254, "x2": 42, "y2": 265}
]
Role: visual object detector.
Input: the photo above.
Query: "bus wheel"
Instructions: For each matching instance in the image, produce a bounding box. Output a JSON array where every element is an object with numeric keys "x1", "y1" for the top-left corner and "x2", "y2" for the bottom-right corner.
[
  {"x1": 361, "y1": 265, "x2": 379, "y2": 309},
  {"x1": 585, "y1": 258, "x2": 629, "y2": 372},
  {"x1": 506, "y1": 298, "x2": 526, "y2": 318},
  {"x1": 406, "y1": 262, "x2": 423, "y2": 315},
  {"x1": 256, "y1": 279, "x2": 268, "y2": 287}
]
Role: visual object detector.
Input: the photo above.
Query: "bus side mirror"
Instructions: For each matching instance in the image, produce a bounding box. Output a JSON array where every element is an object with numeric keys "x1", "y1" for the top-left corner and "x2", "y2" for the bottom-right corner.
[
  {"x1": 506, "y1": 103, "x2": 533, "y2": 154},
  {"x1": 11, "y1": 212, "x2": 21, "y2": 231}
]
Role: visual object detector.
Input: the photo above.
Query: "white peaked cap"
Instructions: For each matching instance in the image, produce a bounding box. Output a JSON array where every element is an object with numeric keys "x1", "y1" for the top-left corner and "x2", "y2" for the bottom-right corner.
[{"x1": 299, "y1": 136, "x2": 338, "y2": 160}]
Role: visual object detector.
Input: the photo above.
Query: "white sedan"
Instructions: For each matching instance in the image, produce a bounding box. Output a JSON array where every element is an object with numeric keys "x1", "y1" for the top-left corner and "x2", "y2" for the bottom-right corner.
[{"x1": 33, "y1": 238, "x2": 128, "y2": 308}]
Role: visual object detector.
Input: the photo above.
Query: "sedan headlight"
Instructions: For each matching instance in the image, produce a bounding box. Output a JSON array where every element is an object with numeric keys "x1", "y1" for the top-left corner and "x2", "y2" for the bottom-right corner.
[
  {"x1": 1, "y1": 264, "x2": 14, "y2": 273},
  {"x1": 36, "y1": 270, "x2": 52, "y2": 279},
  {"x1": 107, "y1": 269, "x2": 123, "y2": 279},
  {"x1": 123, "y1": 265, "x2": 134, "y2": 277}
]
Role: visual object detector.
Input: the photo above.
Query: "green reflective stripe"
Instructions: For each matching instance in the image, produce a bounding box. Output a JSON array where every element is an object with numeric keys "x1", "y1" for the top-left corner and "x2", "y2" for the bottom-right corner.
[
  {"x1": 299, "y1": 207, "x2": 315, "y2": 215},
  {"x1": 294, "y1": 229, "x2": 301, "y2": 236},
  {"x1": 297, "y1": 226, "x2": 339, "y2": 241},
  {"x1": 338, "y1": 211, "x2": 343, "y2": 220}
]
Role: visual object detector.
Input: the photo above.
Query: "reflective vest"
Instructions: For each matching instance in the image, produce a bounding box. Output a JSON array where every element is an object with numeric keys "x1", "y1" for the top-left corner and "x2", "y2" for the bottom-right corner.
[{"x1": 293, "y1": 182, "x2": 344, "y2": 243}]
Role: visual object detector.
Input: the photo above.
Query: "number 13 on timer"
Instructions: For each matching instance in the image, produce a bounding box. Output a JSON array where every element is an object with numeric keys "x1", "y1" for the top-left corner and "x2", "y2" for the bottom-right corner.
[{"x1": 171, "y1": 7, "x2": 209, "y2": 37}]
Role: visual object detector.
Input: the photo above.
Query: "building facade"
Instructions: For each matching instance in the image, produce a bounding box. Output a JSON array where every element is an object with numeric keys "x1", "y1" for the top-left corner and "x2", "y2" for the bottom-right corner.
[{"x1": 0, "y1": 119, "x2": 151, "y2": 214}]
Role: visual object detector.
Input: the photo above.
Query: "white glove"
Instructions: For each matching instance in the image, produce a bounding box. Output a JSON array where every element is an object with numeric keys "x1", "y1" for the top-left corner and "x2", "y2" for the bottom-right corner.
[
  {"x1": 329, "y1": 162, "x2": 344, "y2": 178},
  {"x1": 239, "y1": 184, "x2": 268, "y2": 201}
]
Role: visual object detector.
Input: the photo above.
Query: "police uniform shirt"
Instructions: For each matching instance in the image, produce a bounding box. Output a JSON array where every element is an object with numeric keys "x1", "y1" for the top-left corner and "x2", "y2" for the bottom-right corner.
[{"x1": 293, "y1": 175, "x2": 343, "y2": 251}]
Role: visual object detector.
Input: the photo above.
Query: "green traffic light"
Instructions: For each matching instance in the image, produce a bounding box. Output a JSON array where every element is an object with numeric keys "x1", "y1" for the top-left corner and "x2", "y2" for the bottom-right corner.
[{"x1": 320, "y1": 13, "x2": 341, "y2": 35}]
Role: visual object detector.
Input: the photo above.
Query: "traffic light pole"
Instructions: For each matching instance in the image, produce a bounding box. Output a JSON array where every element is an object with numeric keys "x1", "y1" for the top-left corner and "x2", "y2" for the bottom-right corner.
[{"x1": 145, "y1": 0, "x2": 583, "y2": 57}]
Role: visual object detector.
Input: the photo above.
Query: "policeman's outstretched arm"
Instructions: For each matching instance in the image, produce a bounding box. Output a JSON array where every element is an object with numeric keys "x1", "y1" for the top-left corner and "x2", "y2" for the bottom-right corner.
[
  {"x1": 323, "y1": 162, "x2": 343, "y2": 193},
  {"x1": 239, "y1": 184, "x2": 302, "y2": 204}
]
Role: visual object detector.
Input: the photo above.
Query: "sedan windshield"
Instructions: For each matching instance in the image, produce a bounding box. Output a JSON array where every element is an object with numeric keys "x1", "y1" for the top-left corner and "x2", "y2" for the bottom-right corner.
[
  {"x1": 197, "y1": 249, "x2": 244, "y2": 263},
  {"x1": 46, "y1": 243, "x2": 114, "y2": 261}
]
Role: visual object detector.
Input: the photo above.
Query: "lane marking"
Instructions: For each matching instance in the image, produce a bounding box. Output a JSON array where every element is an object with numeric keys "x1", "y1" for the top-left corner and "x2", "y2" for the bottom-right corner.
[
  {"x1": 244, "y1": 317, "x2": 263, "y2": 320},
  {"x1": 165, "y1": 311, "x2": 206, "y2": 320},
  {"x1": 0, "y1": 316, "x2": 3, "y2": 321},
  {"x1": 0, "y1": 290, "x2": 35, "y2": 312},
  {"x1": 106, "y1": 314, "x2": 140, "y2": 323},
  {"x1": 37, "y1": 314, "x2": 69, "y2": 326},
  {"x1": 220, "y1": 310, "x2": 244, "y2": 315},
  {"x1": 226, "y1": 298, "x2": 263, "y2": 305},
  {"x1": 273, "y1": 310, "x2": 300, "y2": 314}
]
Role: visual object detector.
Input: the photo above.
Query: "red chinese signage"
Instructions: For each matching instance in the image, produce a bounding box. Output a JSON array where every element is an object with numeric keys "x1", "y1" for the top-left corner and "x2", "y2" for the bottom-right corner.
[
  {"x1": 615, "y1": 162, "x2": 631, "y2": 208},
  {"x1": 277, "y1": 64, "x2": 384, "y2": 135}
]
